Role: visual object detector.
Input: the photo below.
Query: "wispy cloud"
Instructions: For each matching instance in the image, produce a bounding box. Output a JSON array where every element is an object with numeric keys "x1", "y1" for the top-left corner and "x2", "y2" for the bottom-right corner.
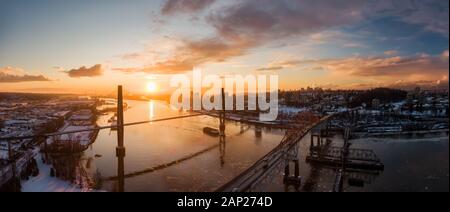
[
  {"x1": 256, "y1": 60, "x2": 303, "y2": 71},
  {"x1": 115, "y1": 37, "x2": 254, "y2": 74},
  {"x1": 161, "y1": 0, "x2": 216, "y2": 15},
  {"x1": 256, "y1": 66, "x2": 284, "y2": 71},
  {"x1": 66, "y1": 64, "x2": 103, "y2": 78},
  {"x1": 317, "y1": 53, "x2": 449, "y2": 78},
  {"x1": 120, "y1": 0, "x2": 366, "y2": 74},
  {"x1": 442, "y1": 49, "x2": 449, "y2": 58},
  {"x1": 257, "y1": 50, "x2": 449, "y2": 90},
  {"x1": 371, "y1": 0, "x2": 449, "y2": 37},
  {"x1": 283, "y1": 51, "x2": 449, "y2": 81},
  {"x1": 0, "y1": 67, "x2": 51, "y2": 83},
  {"x1": 384, "y1": 50, "x2": 399, "y2": 56},
  {"x1": 118, "y1": 0, "x2": 448, "y2": 76},
  {"x1": 207, "y1": 0, "x2": 365, "y2": 42}
]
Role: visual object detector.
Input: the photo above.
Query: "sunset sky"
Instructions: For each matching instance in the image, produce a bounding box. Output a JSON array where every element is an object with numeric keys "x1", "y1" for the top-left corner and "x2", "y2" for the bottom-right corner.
[{"x1": 0, "y1": 0, "x2": 448, "y2": 95}]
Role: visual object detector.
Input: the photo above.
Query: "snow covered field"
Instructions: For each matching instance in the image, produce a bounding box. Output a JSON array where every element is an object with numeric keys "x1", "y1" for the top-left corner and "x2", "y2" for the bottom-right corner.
[{"x1": 21, "y1": 154, "x2": 84, "y2": 192}]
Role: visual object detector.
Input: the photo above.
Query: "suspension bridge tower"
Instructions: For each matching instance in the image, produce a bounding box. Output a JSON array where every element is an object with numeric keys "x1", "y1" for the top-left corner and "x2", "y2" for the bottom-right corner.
[{"x1": 116, "y1": 86, "x2": 126, "y2": 192}]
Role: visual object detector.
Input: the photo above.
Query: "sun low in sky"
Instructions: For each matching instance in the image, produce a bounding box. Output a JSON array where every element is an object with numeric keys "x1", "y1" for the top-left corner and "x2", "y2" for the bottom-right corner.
[
  {"x1": 146, "y1": 82, "x2": 158, "y2": 93},
  {"x1": 0, "y1": 0, "x2": 448, "y2": 94}
]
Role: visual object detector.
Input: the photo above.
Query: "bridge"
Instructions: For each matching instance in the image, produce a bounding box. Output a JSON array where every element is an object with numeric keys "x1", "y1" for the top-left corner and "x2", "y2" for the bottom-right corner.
[
  {"x1": 1, "y1": 86, "x2": 384, "y2": 192},
  {"x1": 216, "y1": 108, "x2": 386, "y2": 192},
  {"x1": 216, "y1": 112, "x2": 336, "y2": 192},
  {"x1": 0, "y1": 86, "x2": 207, "y2": 191}
]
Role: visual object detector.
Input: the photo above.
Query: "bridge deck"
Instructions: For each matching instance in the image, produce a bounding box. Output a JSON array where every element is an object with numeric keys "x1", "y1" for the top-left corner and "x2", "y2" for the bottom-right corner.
[{"x1": 216, "y1": 114, "x2": 332, "y2": 192}]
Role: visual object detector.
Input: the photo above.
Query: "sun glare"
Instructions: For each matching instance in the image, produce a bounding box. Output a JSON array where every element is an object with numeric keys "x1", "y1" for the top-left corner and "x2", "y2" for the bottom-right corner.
[{"x1": 146, "y1": 82, "x2": 158, "y2": 93}]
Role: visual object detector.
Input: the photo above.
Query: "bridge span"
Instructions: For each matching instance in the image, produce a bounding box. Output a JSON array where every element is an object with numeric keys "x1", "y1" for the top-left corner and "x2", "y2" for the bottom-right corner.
[{"x1": 217, "y1": 113, "x2": 335, "y2": 192}]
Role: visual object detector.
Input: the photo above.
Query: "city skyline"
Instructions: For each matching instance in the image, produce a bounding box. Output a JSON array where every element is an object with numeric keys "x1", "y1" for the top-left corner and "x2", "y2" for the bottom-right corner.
[{"x1": 0, "y1": 0, "x2": 449, "y2": 95}]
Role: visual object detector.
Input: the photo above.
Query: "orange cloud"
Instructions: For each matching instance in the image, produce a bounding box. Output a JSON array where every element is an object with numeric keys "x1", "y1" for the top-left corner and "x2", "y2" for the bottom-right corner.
[
  {"x1": 318, "y1": 54, "x2": 449, "y2": 78},
  {"x1": 256, "y1": 60, "x2": 303, "y2": 71},
  {"x1": 117, "y1": 0, "x2": 366, "y2": 74},
  {"x1": 0, "y1": 67, "x2": 51, "y2": 83},
  {"x1": 66, "y1": 64, "x2": 103, "y2": 78},
  {"x1": 115, "y1": 37, "x2": 255, "y2": 74},
  {"x1": 267, "y1": 51, "x2": 449, "y2": 89},
  {"x1": 118, "y1": 0, "x2": 449, "y2": 81}
]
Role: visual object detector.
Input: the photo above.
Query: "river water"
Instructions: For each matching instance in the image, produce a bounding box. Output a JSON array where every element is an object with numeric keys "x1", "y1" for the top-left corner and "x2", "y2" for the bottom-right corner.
[
  {"x1": 265, "y1": 132, "x2": 449, "y2": 192},
  {"x1": 84, "y1": 100, "x2": 285, "y2": 191},
  {"x1": 78, "y1": 100, "x2": 448, "y2": 192}
]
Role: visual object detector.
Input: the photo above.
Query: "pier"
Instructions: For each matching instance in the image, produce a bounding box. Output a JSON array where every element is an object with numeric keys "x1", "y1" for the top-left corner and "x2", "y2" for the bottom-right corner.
[{"x1": 306, "y1": 147, "x2": 384, "y2": 171}]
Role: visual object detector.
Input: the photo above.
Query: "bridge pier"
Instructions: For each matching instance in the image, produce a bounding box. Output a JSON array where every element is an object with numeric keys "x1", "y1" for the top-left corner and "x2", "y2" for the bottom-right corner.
[
  {"x1": 283, "y1": 160, "x2": 301, "y2": 189},
  {"x1": 310, "y1": 132, "x2": 322, "y2": 152}
]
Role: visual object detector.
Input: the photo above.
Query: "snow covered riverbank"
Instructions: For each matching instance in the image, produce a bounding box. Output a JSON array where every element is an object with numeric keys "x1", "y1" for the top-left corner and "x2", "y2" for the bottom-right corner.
[{"x1": 21, "y1": 154, "x2": 85, "y2": 192}]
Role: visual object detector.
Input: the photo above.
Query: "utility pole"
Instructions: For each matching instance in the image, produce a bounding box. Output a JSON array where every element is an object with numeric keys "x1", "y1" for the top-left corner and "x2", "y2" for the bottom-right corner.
[{"x1": 116, "y1": 86, "x2": 126, "y2": 192}]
